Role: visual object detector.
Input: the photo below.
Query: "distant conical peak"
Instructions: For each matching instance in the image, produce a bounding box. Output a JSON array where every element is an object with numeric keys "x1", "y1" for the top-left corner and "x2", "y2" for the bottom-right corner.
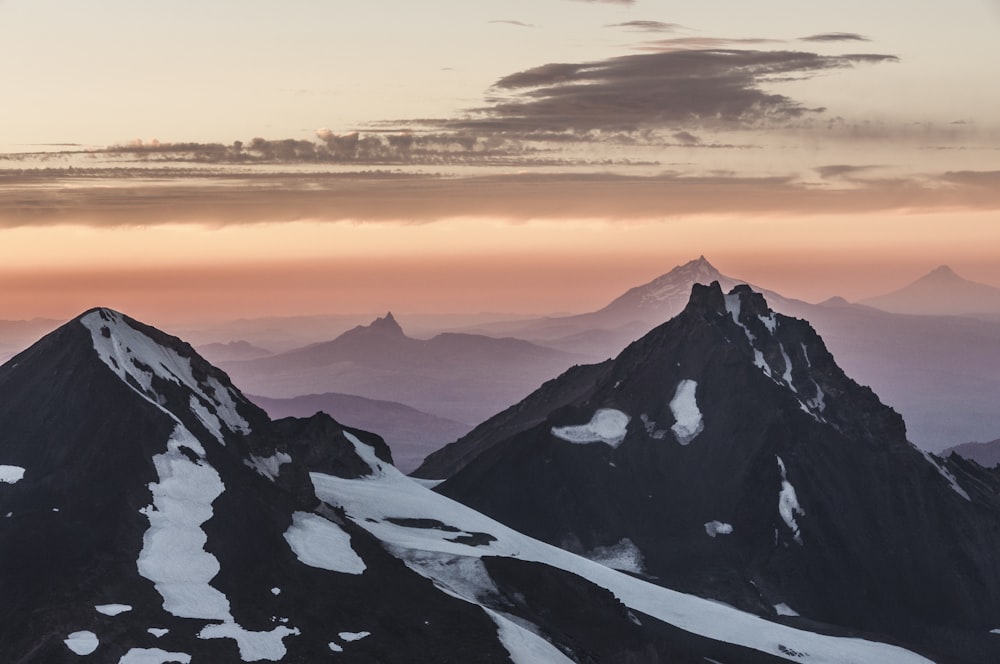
[{"x1": 926, "y1": 265, "x2": 959, "y2": 280}]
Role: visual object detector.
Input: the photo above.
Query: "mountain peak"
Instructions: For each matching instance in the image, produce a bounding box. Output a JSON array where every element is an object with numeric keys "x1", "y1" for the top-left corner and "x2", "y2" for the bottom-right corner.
[
  {"x1": 360, "y1": 311, "x2": 405, "y2": 337},
  {"x1": 925, "y1": 264, "x2": 959, "y2": 280}
]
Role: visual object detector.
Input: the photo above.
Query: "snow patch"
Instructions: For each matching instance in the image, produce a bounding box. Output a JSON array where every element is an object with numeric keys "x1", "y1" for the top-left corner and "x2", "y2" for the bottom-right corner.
[
  {"x1": 0, "y1": 465, "x2": 25, "y2": 484},
  {"x1": 80, "y1": 310, "x2": 251, "y2": 439},
  {"x1": 64, "y1": 630, "x2": 99, "y2": 655},
  {"x1": 410, "y1": 477, "x2": 445, "y2": 489},
  {"x1": 197, "y1": 623, "x2": 300, "y2": 662},
  {"x1": 338, "y1": 631, "x2": 371, "y2": 642},
  {"x1": 778, "y1": 343, "x2": 794, "y2": 388},
  {"x1": 704, "y1": 521, "x2": 733, "y2": 537},
  {"x1": 139, "y1": 424, "x2": 299, "y2": 659},
  {"x1": 270, "y1": 587, "x2": 281, "y2": 596},
  {"x1": 147, "y1": 628, "x2": 169, "y2": 638},
  {"x1": 284, "y1": 511, "x2": 366, "y2": 575},
  {"x1": 245, "y1": 452, "x2": 292, "y2": 482},
  {"x1": 759, "y1": 313, "x2": 777, "y2": 333},
  {"x1": 551, "y1": 408, "x2": 630, "y2": 448},
  {"x1": 328, "y1": 642, "x2": 344, "y2": 653},
  {"x1": 669, "y1": 380, "x2": 703, "y2": 445},
  {"x1": 118, "y1": 648, "x2": 191, "y2": 664},
  {"x1": 585, "y1": 538, "x2": 646, "y2": 575},
  {"x1": 95, "y1": 603, "x2": 132, "y2": 616},
  {"x1": 492, "y1": 611, "x2": 575, "y2": 664},
  {"x1": 138, "y1": 425, "x2": 230, "y2": 620},
  {"x1": 775, "y1": 603, "x2": 800, "y2": 617},
  {"x1": 919, "y1": 449, "x2": 971, "y2": 501},
  {"x1": 777, "y1": 456, "x2": 805, "y2": 545},
  {"x1": 639, "y1": 414, "x2": 667, "y2": 440}
]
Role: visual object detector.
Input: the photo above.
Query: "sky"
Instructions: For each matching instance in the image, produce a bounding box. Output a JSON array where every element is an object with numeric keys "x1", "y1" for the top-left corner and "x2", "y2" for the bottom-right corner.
[{"x1": 1, "y1": 0, "x2": 999, "y2": 325}]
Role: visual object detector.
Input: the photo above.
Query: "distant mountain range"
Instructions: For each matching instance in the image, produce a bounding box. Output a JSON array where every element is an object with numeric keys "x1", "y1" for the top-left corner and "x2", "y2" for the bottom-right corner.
[
  {"x1": 219, "y1": 312, "x2": 586, "y2": 426},
  {"x1": 2, "y1": 305, "x2": 952, "y2": 662},
  {"x1": 945, "y1": 438, "x2": 1000, "y2": 468},
  {"x1": 421, "y1": 282, "x2": 1000, "y2": 663},
  {"x1": 249, "y1": 392, "x2": 471, "y2": 473},
  {"x1": 861, "y1": 265, "x2": 1000, "y2": 315}
]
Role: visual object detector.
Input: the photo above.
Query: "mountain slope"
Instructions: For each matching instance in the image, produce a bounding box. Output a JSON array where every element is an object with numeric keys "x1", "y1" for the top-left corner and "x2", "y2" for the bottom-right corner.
[
  {"x1": 0, "y1": 306, "x2": 930, "y2": 662},
  {"x1": 945, "y1": 438, "x2": 1000, "y2": 468},
  {"x1": 429, "y1": 283, "x2": 1000, "y2": 663},
  {"x1": 220, "y1": 313, "x2": 585, "y2": 425},
  {"x1": 861, "y1": 265, "x2": 1000, "y2": 315}
]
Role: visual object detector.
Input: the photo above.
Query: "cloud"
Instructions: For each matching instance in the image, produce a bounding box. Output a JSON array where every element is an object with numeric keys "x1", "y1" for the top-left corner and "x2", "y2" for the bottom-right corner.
[
  {"x1": 447, "y1": 49, "x2": 897, "y2": 134},
  {"x1": 814, "y1": 164, "x2": 881, "y2": 179},
  {"x1": 488, "y1": 20, "x2": 535, "y2": 28},
  {"x1": 800, "y1": 32, "x2": 870, "y2": 42},
  {"x1": 3, "y1": 169, "x2": 1000, "y2": 228},
  {"x1": 606, "y1": 21, "x2": 687, "y2": 33}
]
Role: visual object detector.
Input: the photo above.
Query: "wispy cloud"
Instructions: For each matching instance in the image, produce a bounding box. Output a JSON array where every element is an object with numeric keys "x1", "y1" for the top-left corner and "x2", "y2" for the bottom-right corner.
[
  {"x1": 488, "y1": 20, "x2": 535, "y2": 28},
  {"x1": 800, "y1": 32, "x2": 870, "y2": 43},
  {"x1": 606, "y1": 21, "x2": 687, "y2": 33}
]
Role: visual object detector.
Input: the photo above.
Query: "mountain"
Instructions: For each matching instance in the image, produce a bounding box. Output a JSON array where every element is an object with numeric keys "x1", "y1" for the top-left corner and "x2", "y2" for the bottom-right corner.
[
  {"x1": 219, "y1": 312, "x2": 585, "y2": 426},
  {"x1": 945, "y1": 438, "x2": 1000, "y2": 468},
  {"x1": 0, "y1": 308, "x2": 938, "y2": 663},
  {"x1": 249, "y1": 392, "x2": 472, "y2": 473},
  {"x1": 459, "y1": 257, "x2": 1000, "y2": 452},
  {"x1": 861, "y1": 265, "x2": 1000, "y2": 315},
  {"x1": 423, "y1": 283, "x2": 1000, "y2": 663}
]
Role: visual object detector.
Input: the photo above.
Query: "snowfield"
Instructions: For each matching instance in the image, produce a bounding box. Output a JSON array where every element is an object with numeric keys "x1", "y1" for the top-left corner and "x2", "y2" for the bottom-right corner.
[{"x1": 310, "y1": 433, "x2": 934, "y2": 664}]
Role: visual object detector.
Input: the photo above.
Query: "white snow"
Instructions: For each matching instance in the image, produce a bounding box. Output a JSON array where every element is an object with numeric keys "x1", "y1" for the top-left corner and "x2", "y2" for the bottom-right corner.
[
  {"x1": 270, "y1": 587, "x2": 281, "y2": 596},
  {"x1": 705, "y1": 521, "x2": 734, "y2": 537},
  {"x1": 328, "y1": 642, "x2": 344, "y2": 652},
  {"x1": 95, "y1": 603, "x2": 132, "y2": 616},
  {"x1": 775, "y1": 603, "x2": 800, "y2": 617},
  {"x1": 778, "y1": 344, "x2": 794, "y2": 388},
  {"x1": 147, "y1": 628, "x2": 169, "y2": 638},
  {"x1": 138, "y1": 425, "x2": 300, "y2": 660},
  {"x1": 245, "y1": 452, "x2": 292, "y2": 482},
  {"x1": 138, "y1": 425, "x2": 230, "y2": 621},
  {"x1": 669, "y1": 380, "x2": 704, "y2": 445},
  {"x1": 64, "y1": 630, "x2": 99, "y2": 655},
  {"x1": 919, "y1": 449, "x2": 971, "y2": 501},
  {"x1": 551, "y1": 408, "x2": 630, "y2": 448},
  {"x1": 283, "y1": 511, "x2": 366, "y2": 575},
  {"x1": 639, "y1": 414, "x2": 668, "y2": 440},
  {"x1": 309, "y1": 432, "x2": 934, "y2": 664},
  {"x1": 410, "y1": 477, "x2": 445, "y2": 489},
  {"x1": 338, "y1": 631, "x2": 371, "y2": 642},
  {"x1": 492, "y1": 611, "x2": 575, "y2": 664},
  {"x1": 197, "y1": 623, "x2": 300, "y2": 661},
  {"x1": 118, "y1": 648, "x2": 191, "y2": 664},
  {"x1": 759, "y1": 313, "x2": 777, "y2": 333},
  {"x1": 0, "y1": 465, "x2": 25, "y2": 484},
  {"x1": 777, "y1": 456, "x2": 806, "y2": 545},
  {"x1": 585, "y1": 538, "x2": 646, "y2": 574},
  {"x1": 991, "y1": 628, "x2": 1000, "y2": 635},
  {"x1": 80, "y1": 309, "x2": 251, "y2": 440}
]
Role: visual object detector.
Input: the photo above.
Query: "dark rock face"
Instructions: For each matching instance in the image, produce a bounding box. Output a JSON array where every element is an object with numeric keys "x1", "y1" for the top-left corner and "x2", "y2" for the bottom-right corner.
[{"x1": 436, "y1": 283, "x2": 1000, "y2": 663}]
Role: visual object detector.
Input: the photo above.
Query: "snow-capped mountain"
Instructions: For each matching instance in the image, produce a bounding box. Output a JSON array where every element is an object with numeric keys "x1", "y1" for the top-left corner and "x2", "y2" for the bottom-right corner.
[
  {"x1": 421, "y1": 283, "x2": 1000, "y2": 663},
  {"x1": 219, "y1": 312, "x2": 585, "y2": 426},
  {"x1": 3, "y1": 307, "x2": 941, "y2": 662},
  {"x1": 861, "y1": 265, "x2": 1000, "y2": 315}
]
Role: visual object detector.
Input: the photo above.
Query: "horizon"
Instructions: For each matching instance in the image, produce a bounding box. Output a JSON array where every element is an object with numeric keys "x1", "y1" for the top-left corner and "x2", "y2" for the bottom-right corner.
[{"x1": 2, "y1": 1, "x2": 998, "y2": 325}]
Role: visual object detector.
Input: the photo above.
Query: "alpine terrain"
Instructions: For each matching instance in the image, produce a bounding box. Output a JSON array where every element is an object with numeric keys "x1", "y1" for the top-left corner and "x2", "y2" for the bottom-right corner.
[
  {"x1": 0, "y1": 306, "x2": 942, "y2": 662},
  {"x1": 420, "y1": 282, "x2": 1000, "y2": 663}
]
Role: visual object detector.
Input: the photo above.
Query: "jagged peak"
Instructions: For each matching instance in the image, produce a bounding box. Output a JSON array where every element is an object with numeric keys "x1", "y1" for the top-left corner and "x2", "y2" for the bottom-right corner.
[{"x1": 363, "y1": 311, "x2": 405, "y2": 336}]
